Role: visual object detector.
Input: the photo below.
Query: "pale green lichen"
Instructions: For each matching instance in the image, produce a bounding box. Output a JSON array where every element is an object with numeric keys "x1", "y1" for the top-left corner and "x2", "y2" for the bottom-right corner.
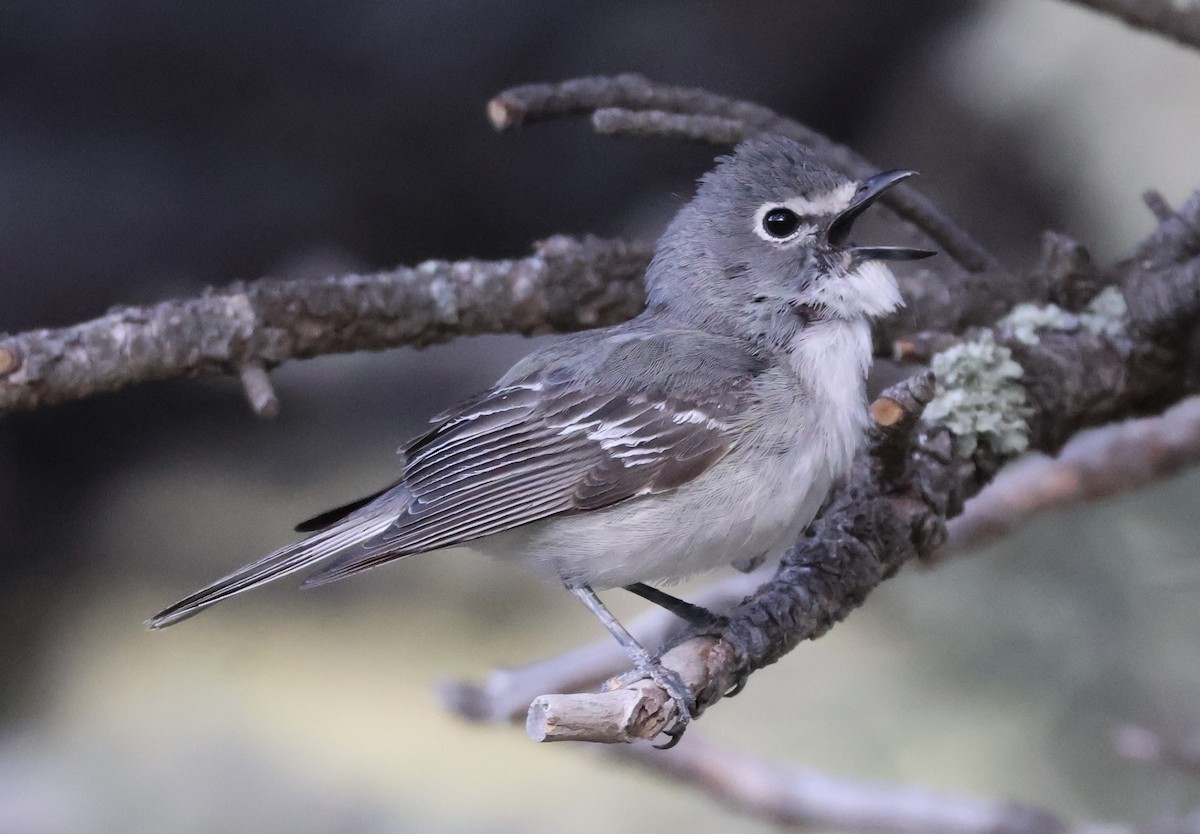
[
  {"x1": 925, "y1": 332, "x2": 1031, "y2": 458},
  {"x1": 1079, "y1": 286, "x2": 1127, "y2": 337},
  {"x1": 997, "y1": 287, "x2": 1128, "y2": 345},
  {"x1": 997, "y1": 302, "x2": 1072, "y2": 345}
]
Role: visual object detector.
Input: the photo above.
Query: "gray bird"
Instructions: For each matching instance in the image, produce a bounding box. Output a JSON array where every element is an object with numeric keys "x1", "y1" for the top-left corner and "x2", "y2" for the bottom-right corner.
[{"x1": 149, "y1": 135, "x2": 933, "y2": 743}]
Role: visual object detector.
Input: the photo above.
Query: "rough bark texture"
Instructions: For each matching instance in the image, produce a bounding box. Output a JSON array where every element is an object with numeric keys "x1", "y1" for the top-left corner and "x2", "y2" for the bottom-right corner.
[{"x1": 0, "y1": 236, "x2": 650, "y2": 414}]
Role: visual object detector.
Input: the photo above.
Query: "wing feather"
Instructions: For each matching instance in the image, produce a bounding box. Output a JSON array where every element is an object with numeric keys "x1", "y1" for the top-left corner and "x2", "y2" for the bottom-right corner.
[{"x1": 301, "y1": 382, "x2": 742, "y2": 586}]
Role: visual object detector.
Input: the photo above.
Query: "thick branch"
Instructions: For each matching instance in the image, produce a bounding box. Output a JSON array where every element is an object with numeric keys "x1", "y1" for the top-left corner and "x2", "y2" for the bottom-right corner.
[
  {"x1": 0, "y1": 236, "x2": 650, "y2": 415},
  {"x1": 1067, "y1": 0, "x2": 1200, "y2": 51}
]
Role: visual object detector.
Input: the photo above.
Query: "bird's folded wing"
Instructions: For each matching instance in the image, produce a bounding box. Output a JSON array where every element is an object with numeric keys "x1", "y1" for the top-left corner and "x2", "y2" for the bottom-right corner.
[{"x1": 301, "y1": 380, "x2": 740, "y2": 586}]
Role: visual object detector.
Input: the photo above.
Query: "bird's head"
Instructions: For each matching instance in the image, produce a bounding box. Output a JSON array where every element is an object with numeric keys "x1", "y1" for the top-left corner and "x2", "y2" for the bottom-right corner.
[{"x1": 645, "y1": 134, "x2": 934, "y2": 343}]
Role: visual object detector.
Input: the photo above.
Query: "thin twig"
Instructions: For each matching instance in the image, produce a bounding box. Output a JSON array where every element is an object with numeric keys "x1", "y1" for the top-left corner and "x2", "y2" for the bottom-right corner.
[
  {"x1": 490, "y1": 74, "x2": 1006, "y2": 275},
  {"x1": 609, "y1": 736, "x2": 1145, "y2": 834},
  {"x1": 1067, "y1": 0, "x2": 1200, "y2": 51},
  {"x1": 1144, "y1": 189, "x2": 1176, "y2": 223},
  {"x1": 591, "y1": 107, "x2": 747, "y2": 145},
  {"x1": 237, "y1": 362, "x2": 280, "y2": 418},
  {"x1": 1113, "y1": 724, "x2": 1200, "y2": 779}
]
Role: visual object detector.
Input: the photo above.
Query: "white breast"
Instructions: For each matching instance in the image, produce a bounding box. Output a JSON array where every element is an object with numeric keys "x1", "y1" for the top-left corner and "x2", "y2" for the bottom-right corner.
[{"x1": 786, "y1": 317, "x2": 873, "y2": 476}]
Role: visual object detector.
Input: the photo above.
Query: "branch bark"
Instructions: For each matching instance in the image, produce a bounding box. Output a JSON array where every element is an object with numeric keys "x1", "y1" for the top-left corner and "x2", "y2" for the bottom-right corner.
[{"x1": 0, "y1": 236, "x2": 650, "y2": 415}]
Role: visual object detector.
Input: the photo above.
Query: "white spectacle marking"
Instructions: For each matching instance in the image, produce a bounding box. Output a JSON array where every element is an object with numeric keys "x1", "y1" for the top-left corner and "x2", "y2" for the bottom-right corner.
[{"x1": 751, "y1": 182, "x2": 857, "y2": 245}]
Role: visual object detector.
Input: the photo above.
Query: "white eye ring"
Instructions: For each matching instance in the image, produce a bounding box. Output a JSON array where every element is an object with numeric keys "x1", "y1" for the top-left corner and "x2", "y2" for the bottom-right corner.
[{"x1": 752, "y1": 203, "x2": 814, "y2": 245}]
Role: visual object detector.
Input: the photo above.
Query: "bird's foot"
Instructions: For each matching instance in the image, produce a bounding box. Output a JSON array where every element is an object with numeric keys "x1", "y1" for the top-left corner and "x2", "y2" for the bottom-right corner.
[{"x1": 617, "y1": 658, "x2": 694, "y2": 749}]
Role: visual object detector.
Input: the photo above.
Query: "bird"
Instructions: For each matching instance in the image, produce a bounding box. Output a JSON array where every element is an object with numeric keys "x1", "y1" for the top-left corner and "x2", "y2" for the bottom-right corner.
[{"x1": 149, "y1": 134, "x2": 933, "y2": 744}]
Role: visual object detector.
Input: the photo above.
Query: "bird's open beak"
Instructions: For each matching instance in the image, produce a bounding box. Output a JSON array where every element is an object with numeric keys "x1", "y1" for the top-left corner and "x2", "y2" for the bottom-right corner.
[{"x1": 827, "y1": 169, "x2": 936, "y2": 262}]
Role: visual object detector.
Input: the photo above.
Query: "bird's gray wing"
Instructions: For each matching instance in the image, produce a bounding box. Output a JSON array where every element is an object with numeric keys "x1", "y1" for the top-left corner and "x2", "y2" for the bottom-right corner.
[
  {"x1": 300, "y1": 377, "x2": 742, "y2": 586},
  {"x1": 147, "y1": 327, "x2": 760, "y2": 628}
]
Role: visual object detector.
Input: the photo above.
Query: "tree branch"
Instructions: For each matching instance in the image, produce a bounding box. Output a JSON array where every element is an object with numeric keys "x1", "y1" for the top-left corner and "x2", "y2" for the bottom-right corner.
[
  {"x1": 0, "y1": 235, "x2": 650, "y2": 415},
  {"x1": 610, "y1": 737, "x2": 1131, "y2": 834},
  {"x1": 1066, "y1": 0, "x2": 1200, "y2": 51},
  {"x1": 591, "y1": 107, "x2": 747, "y2": 145}
]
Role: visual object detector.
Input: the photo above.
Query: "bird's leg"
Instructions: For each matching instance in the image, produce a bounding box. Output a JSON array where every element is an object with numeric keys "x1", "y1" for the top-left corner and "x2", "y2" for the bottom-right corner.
[
  {"x1": 622, "y1": 582, "x2": 726, "y2": 632},
  {"x1": 566, "y1": 582, "x2": 694, "y2": 747},
  {"x1": 623, "y1": 582, "x2": 748, "y2": 700}
]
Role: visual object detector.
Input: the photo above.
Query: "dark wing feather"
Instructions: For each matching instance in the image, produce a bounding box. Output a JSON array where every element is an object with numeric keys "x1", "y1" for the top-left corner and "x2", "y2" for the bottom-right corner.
[
  {"x1": 293, "y1": 483, "x2": 399, "y2": 532},
  {"x1": 301, "y1": 381, "x2": 740, "y2": 587}
]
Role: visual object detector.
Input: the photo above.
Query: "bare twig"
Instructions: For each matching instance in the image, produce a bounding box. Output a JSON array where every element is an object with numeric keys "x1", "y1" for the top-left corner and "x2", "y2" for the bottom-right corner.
[
  {"x1": 0, "y1": 235, "x2": 651, "y2": 415},
  {"x1": 1144, "y1": 189, "x2": 1177, "y2": 223},
  {"x1": 870, "y1": 370, "x2": 938, "y2": 482},
  {"x1": 1067, "y1": 0, "x2": 1200, "y2": 51},
  {"x1": 490, "y1": 74, "x2": 1006, "y2": 275},
  {"x1": 237, "y1": 362, "x2": 280, "y2": 419},
  {"x1": 893, "y1": 330, "x2": 965, "y2": 364},
  {"x1": 1113, "y1": 724, "x2": 1200, "y2": 779},
  {"x1": 591, "y1": 107, "x2": 747, "y2": 145},
  {"x1": 611, "y1": 737, "x2": 1127, "y2": 834},
  {"x1": 946, "y1": 396, "x2": 1200, "y2": 554}
]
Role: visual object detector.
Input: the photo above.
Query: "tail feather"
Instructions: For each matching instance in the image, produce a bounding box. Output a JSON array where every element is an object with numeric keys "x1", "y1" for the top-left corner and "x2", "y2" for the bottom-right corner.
[{"x1": 146, "y1": 514, "x2": 396, "y2": 629}]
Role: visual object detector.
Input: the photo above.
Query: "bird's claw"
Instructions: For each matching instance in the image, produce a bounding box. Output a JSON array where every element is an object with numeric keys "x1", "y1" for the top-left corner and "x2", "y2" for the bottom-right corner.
[
  {"x1": 723, "y1": 668, "x2": 750, "y2": 699},
  {"x1": 619, "y1": 658, "x2": 694, "y2": 748},
  {"x1": 654, "y1": 721, "x2": 688, "y2": 750}
]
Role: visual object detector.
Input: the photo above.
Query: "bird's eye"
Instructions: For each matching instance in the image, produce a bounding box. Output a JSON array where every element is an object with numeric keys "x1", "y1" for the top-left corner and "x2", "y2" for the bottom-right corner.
[{"x1": 762, "y1": 208, "x2": 801, "y2": 239}]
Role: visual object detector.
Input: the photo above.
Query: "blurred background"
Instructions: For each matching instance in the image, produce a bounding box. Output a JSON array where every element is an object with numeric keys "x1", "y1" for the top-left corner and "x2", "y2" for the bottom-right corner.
[{"x1": 1, "y1": 1, "x2": 1199, "y2": 831}]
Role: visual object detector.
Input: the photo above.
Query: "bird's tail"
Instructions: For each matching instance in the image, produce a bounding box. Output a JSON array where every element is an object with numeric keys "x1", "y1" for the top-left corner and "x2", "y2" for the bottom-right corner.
[{"x1": 146, "y1": 513, "x2": 396, "y2": 629}]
